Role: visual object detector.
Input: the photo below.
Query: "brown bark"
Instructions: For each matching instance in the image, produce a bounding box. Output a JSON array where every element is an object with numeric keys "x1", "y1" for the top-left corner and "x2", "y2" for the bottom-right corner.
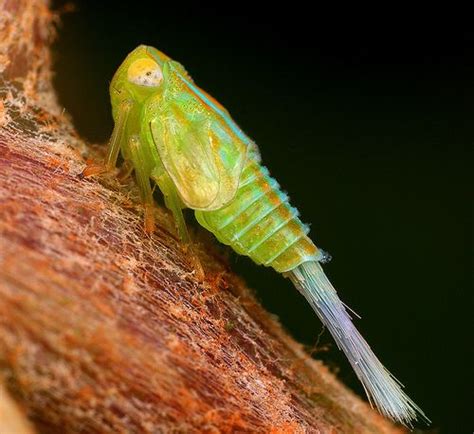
[
  {"x1": 0, "y1": 1, "x2": 405, "y2": 433},
  {"x1": 0, "y1": 382, "x2": 36, "y2": 434}
]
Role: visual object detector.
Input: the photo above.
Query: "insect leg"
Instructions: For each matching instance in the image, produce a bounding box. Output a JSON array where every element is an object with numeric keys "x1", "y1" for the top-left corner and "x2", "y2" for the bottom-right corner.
[
  {"x1": 152, "y1": 173, "x2": 204, "y2": 278},
  {"x1": 82, "y1": 100, "x2": 132, "y2": 177},
  {"x1": 164, "y1": 189, "x2": 191, "y2": 244},
  {"x1": 149, "y1": 165, "x2": 189, "y2": 242},
  {"x1": 117, "y1": 160, "x2": 134, "y2": 182},
  {"x1": 168, "y1": 199, "x2": 205, "y2": 279},
  {"x1": 128, "y1": 135, "x2": 155, "y2": 233},
  {"x1": 169, "y1": 202, "x2": 205, "y2": 278}
]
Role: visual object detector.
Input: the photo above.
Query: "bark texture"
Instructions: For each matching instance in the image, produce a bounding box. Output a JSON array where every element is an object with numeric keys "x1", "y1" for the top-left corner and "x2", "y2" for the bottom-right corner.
[
  {"x1": 0, "y1": 1, "x2": 405, "y2": 433},
  {"x1": 0, "y1": 382, "x2": 36, "y2": 434}
]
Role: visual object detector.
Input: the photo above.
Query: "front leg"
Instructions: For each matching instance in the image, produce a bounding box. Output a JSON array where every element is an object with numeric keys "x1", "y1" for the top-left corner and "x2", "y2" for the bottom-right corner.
[
  {"x1": 127, "y1": 135, "x2": 156, "y2": 233},
  {"x1": 82, "y1": 99, "x2": 132, "y2": 177}
]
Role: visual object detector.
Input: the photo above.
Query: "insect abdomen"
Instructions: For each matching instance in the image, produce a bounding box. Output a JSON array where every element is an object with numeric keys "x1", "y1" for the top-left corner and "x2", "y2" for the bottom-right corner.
[{"x1": 195, "y1": 159, "x2": 321, "y2": 273}]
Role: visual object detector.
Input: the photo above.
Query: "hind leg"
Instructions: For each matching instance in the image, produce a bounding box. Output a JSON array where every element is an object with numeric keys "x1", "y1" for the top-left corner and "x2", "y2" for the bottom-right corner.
[
  {"x1": 166, "y1": 190, "x2": 205, "y2": 279},
  {"x1": 163, "y1": 188, "x2": 191, "y2": 244},
  {"x1": 152, "y1": 169, "x2": 205, "y2": 278}
]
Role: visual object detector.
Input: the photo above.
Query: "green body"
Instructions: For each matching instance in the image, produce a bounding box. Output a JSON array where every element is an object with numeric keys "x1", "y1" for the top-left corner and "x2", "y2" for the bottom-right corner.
[
  {"x1": 195, "y1": 158, "x2": 319, "y2": 272},
  {"x1": 108, "y1": 45, "x2": 320, "y2": 272}
]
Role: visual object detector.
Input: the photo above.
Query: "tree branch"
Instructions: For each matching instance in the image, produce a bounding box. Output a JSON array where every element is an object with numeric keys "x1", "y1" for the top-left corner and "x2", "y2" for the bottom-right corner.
[
  {"x1": 0, "y1": 381, "x2": 36, "y2": 434},
  {"x1": 0, "y1": 1, "x2": 404, "y2": 432}
]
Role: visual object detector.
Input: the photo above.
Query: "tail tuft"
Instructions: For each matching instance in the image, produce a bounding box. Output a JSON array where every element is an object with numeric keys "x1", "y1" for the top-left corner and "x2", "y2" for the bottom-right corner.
[{"x1": 287, "y1": 261, "x2": 430, "y2": 426}]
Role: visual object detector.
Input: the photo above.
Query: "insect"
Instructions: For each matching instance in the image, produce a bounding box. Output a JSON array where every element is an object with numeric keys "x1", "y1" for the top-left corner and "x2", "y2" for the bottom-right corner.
[{"x1": 83, "y1": 45, "x2": 428, "y2": 426}]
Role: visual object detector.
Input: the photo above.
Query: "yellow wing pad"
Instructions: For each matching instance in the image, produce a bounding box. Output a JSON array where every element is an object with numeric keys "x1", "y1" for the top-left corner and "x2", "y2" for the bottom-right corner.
[
  {"x1": 148, "y1": 66, "x2": 249, "y2": 210},
  {"x1": 150, "y1": 111, "x2": 246, "y2": 210}
]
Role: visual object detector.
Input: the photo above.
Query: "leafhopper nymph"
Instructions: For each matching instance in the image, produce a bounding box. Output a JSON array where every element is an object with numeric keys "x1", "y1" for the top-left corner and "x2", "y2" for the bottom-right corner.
[{"x1": 83, "y1": 45, "x2": 428, "y2": 426}]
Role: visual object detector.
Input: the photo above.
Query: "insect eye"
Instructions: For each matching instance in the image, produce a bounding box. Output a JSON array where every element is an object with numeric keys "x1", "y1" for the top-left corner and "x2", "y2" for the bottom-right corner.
[{"x1": 127, "y1": 58, "x2": 163, "y2": 87}]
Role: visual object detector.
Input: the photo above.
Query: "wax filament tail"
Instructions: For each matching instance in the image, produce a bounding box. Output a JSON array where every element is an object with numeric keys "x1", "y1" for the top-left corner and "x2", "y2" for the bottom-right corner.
[{"x1": 287, "y1": 261, "x2": 430, "y2": 426}]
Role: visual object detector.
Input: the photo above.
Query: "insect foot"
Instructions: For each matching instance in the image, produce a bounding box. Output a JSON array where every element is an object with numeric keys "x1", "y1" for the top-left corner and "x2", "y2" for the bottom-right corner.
[{"x1": 81, "y1": 162, "x2": 109, "y2": 178}]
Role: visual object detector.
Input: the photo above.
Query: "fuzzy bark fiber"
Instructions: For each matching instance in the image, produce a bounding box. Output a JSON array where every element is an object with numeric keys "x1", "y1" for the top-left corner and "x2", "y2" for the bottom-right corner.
[{"x1": 0, "y1": 1, "x2": 405, "y2": 433}]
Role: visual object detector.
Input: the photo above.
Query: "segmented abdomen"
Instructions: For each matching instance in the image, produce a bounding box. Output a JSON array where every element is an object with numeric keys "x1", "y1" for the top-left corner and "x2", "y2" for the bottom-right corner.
[{"x1": 195, "y1": 159, "x2": 321, "y2": 273}]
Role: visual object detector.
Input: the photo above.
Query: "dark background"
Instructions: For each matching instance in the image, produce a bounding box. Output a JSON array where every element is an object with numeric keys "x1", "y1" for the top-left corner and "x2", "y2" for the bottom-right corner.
[{"x1": 52, "y1": 2, "x2": 472, "y2": 432}]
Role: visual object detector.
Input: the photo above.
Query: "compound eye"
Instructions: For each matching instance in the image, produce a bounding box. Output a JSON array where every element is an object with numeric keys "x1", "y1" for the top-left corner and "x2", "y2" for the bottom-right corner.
[{"x1": 127, "y1": 58, "x2": 163, "y2": 87}]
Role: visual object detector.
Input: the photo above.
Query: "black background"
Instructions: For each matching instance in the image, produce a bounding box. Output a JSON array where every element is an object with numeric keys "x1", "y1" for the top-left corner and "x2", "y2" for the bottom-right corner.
[{"x1": 52, "y1": 2, "x2": 472, "y2": 432}]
